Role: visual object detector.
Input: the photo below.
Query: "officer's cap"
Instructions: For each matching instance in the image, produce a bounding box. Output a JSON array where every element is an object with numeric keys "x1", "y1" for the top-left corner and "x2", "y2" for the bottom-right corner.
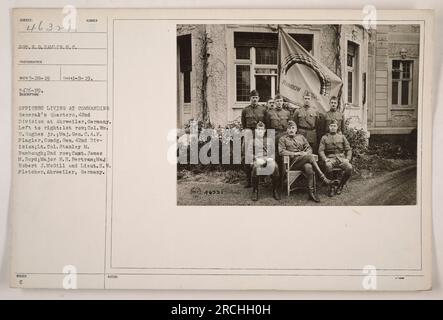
[
  {"x1": 303, "y1": 91, "x2": 312, "y2": 97},
  {"x1": 249, "y1": 90, "x2": 260, "y2": 97},
  {"x1": 274, "y1": 94, "x2": 284, "y2": 100},
  {"x1": 287, "y1": 120, "x2": 297, "y2": 128},
  {"x1": 329, "y1": 119, "x2": 338, "y2": 125}
]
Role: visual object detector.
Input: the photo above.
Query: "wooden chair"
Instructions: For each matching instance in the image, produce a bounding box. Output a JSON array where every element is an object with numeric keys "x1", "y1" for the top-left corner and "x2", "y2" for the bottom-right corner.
[{"x1": 283, "y1": 154, "x2": 318, "y2": 196}]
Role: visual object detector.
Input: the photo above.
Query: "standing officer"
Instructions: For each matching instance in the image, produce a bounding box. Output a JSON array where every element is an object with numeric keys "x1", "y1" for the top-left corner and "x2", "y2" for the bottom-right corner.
[
  {"x1": 324, "y1": 96, "x2": 345, "y2": 133},
  {"x1": 279, "y1": 121, "x2": 332, "y2": 203},
  {"x1": 292, "y1": 91, "x2": 320, "y2": 153},
  {"x1": 241, "y1": 90, "x2": 267, "y2": 131},
  {"x1": 241, "y1": 90, "x2": 267, "y2": 187},
  {"x1": 245, "y1": 121, "x2": 281, "y2": 201},
  {"x1": 266, "y1": 94, "x2": 290, "y2": 181},
  {"x1": 265, "y1": 97, "x2": 275, "y2": 111},
  {"x1": 265, "y1": 94, "x2": 291, "y2": 144},
  {"x1": 318, "y1": 119, "x2": 353, "y2": 196}
]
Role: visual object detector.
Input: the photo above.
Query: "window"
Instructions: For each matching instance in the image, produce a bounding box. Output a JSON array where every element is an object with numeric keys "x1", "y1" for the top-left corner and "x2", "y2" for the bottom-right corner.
[
  {"x1": 178, "y1": 34, "x2": 192, "y2": 103},
  {"x1": 391, "y1": 60, "x2": 413, "y2": 106},
  {"x1": 234, "y1": 32, "x2": 313, "y2": 103},
  {"x1": 346, "y1": 41, "x2": 359, "y2": 105},
  {"x1": 236, "y1": 65, "x2": 250, "y2": 102},
  {"x1": 183, "y1": 70, "x2": 191, "y2": 103}
]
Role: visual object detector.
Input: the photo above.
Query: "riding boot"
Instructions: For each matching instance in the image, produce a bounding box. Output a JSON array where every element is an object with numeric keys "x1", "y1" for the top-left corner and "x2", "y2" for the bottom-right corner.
[
  {"x1": 318, "y1": 173, "x2": 333, "y2": 185},
  {"x1": 336, "y1": 172, "x2": 351, "y2": 195},
  {"x1": 307, "y1": 173, "x2": 320, "y2": 202},
  {"x1": 311, "y1": 160, "x2": 332, "y2": 185},
  {"x1": 272, "y1": 176, "x2": 281, "y2": 200},
  {"x1": 244, "y1": 169, "x2": 252, "y2": 188},
  {"x1": 251, "y1": 176, "x2": 259, "y2": 201}
]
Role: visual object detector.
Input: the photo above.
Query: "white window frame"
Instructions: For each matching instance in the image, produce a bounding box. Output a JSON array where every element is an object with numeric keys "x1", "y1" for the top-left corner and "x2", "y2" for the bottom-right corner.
[
  {"x1": 227, "y1": 26, "x2": 320, "y2": 124},
  {"x1": 346, "y1": 40, "x2": 360, "y2": 107},
  {"x1": 390, "y1": 59, "x2": 414, "y2": 107},
  {"x1": 234, "y1": 47, "x2": 278, "y2": 103}
]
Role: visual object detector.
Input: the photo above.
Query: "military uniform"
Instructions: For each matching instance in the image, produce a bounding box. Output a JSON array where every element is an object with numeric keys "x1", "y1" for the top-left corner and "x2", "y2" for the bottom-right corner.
[
  {"x1": 245, "y1": 135, "x2": 280, "y2": 201},
  {"x1": 266, "y1": 107, "x2": 290, "y2": 148},
  {"x1": 241, "y1": 104, "x2": 267, "y2": 131},
  {"x1": 241, "y1": 103, "x2": 267, "y2": 188},
  {"x1": 278, "y1": 132, "x2": 332, "y2": 202},
  {"x1": 245, "y1": 136, "x2": 279, "y2": 178},
  {"x1": 292, "y1": 106, "x2": 320, "y2": 152},
  {"x1": 318, "y1": 132, "x2": 353, "y2": 195},
  {"x1": 266, "y1": 108, "x2": 290, "y2": 132},
  {"x1": 324, "y1": 110, "x2": 345, "y2": 133}
]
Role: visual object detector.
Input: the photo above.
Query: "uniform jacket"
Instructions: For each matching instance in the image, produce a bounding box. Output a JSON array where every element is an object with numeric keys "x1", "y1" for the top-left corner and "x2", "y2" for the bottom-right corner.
[
  {"x1": 241, "y1": 104, "x2": 267, "y2": 130},
  {"x1": 318, "y1": 132, "x2": 351, "y2": 160}
]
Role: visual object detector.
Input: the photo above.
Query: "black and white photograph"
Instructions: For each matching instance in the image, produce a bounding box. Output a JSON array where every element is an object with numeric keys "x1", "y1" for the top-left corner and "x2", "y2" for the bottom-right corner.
[
  {"x1": 176, "y1": 23, "x2": 420, "y2": 206},
  {"x1": 5, "y1": 7, "x2": 435, "y2": 293}
]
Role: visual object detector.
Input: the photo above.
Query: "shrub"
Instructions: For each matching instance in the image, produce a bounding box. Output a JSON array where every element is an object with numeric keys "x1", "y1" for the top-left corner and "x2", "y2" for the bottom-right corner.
[
  {"x1": 177, "y1": 118, "x2": 244, "y2": 173},
  {"x1": 343, "y1": 119, "x2": 369, "y2": 161}
]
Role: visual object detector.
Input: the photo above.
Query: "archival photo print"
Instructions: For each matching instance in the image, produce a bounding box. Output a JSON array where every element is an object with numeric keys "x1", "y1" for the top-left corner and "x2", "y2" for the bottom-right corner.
[{"x1": 176, "y1": 24, "x2": 420, "y2": 206}]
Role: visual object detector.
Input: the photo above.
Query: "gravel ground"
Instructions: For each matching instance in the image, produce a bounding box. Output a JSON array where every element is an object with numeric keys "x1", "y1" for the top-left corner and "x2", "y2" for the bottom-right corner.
[{"x1": 177, "y1": 166, "x2": 417, "y2": 206}]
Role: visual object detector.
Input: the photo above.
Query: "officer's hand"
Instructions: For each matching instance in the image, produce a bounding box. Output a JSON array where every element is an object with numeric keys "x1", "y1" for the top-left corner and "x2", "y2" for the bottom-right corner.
[
  {"x1": 325, "y1": 158, "x2": 332, "y2": 164},
  {"x1": 342, "y1": 158, "x2": 350, "y2": 164}
]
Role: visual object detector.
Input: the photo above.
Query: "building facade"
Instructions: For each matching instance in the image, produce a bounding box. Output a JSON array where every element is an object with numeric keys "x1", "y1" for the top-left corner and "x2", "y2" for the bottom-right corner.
[{"x1": 177, "y1": 24, "x2": 420, "y2": 135}]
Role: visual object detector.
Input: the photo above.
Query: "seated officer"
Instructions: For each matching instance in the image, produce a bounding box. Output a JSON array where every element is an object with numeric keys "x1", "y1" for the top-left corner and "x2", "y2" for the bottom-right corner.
[
  {"x1": 278, "y1": 121, "x2": 332, "y2": 203},
  {"x1": 318, "y1": 119, "x2": 353, "y2": 196},
  {"x1": 245, "y1": 121, "x2": 281, "y2": 201}
]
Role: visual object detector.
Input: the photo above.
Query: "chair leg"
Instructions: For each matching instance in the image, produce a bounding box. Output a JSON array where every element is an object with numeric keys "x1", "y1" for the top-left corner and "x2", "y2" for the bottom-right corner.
[
  {"x1": 286, "y1": 163, "x2": 290, "y2": 196},
  {"x1": 287, "y1": 172, "x2": 290, "y2": 196},
  {"x1": 313, "y1": 172, "x2": 317, "y2": 193}
]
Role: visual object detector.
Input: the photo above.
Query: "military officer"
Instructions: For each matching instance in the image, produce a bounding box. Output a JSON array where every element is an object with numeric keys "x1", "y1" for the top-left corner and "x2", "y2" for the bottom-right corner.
[
  {"x1": 245, "y1": 121, "x2": 281, "y2": 201},
  {"x1": 318, "y1": 119, "x2": 353, "y2": 196},
  {"x1": 241, "y1": 90, "x2": 267, "y2": 131},
  {"x1": 265, "y1": 94, "x2": 291, "y2": 142},
  {"x1": 292, "y1": 91, "x2": 321, "y2": 152},
  {"x1": 266, "y1": 97, "x2": 275, "y2": 111},
  {"x1": 241, "y1": 90, "x2": 267, "y2": 187},
  {"x1": 278, "y1": 121, "x2": 333, "y2": 203},
  {"x1": 324, "y1": 96, "x2": 345, "y2": 133}
]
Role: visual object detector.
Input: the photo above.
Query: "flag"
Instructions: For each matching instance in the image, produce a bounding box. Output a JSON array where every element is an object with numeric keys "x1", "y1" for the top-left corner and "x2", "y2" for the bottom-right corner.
[{"x1": 278, "y1": 28, "x2": 343, "y2": 113}]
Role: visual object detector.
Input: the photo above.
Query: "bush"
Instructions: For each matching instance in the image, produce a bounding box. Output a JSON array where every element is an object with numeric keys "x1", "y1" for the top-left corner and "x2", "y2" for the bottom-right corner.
[
  {"x1": 342, "y1": 120, "x2": 416, "y2": 176},
  {"x1": 177, "y1": 118, "x2": 244, "y2": 173},
  {"x1": 367, "y1": 131, "x2": 417, "y2": 160},
  {"x1": 343, "y1": 119, "x2": 369, "y2": 161}
]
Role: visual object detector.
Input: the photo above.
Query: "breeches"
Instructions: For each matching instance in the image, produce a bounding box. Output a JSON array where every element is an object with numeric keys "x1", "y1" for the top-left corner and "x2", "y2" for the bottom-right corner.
[
  {"x1": 289, "y1": 154, "x2": 316, "y2": 174},
  {"x1": 323, "y1": 157, "x2": 353, "y2": 175}
]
